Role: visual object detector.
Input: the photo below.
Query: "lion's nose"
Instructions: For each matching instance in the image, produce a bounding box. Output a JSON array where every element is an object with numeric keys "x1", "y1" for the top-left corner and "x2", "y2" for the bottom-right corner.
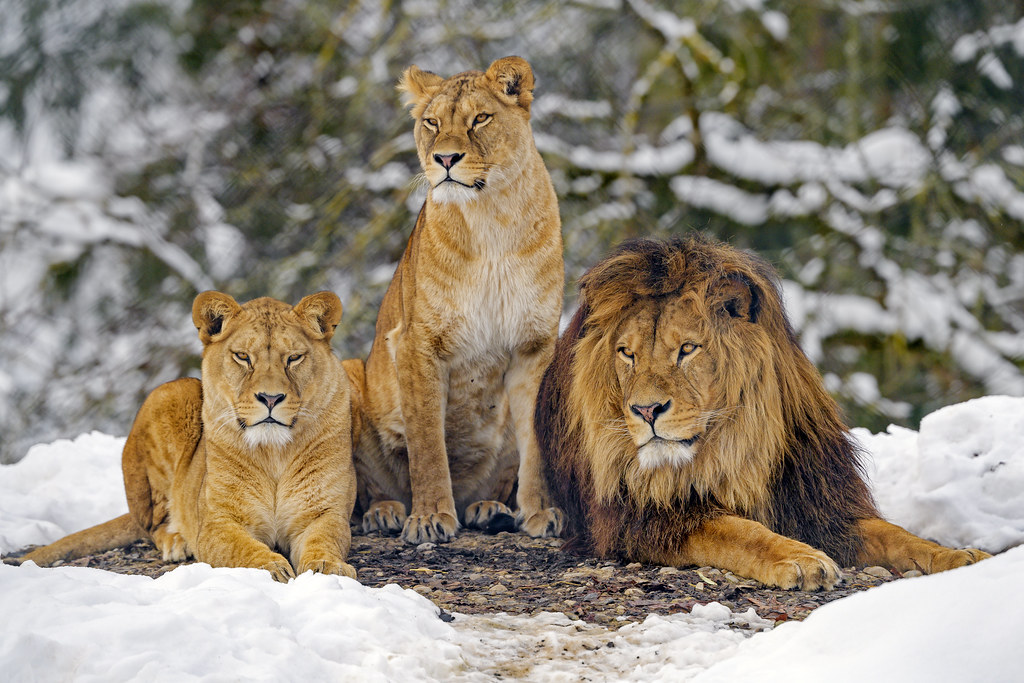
[
  {"x1": 630, "y1": 400, "x2": 671, "y2": 426},
  {"x1": 256, "y1": 393, "x2": 286, "y2": 411},
  {"x1": 433, "y1": 152, "x2": 464, "y2": 170}
]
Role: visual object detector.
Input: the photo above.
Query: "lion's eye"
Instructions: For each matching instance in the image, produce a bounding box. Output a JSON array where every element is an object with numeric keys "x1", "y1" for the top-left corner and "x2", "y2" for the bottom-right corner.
[
  {"x1": 233, "y1": 352, "x2": 250, "y2": 365},
  {"x1": 617, "y1": 346, "x2": 635, "y2": 364},
  {"x1": 423, "y1": 118, "x2": 438, "y2": 131},
  {"x1": 472, "y1": 112, "x2": 492, "y2": 127},
  {"x1": 287, "y1": 353, "x2": 304, "y2": 365},
  {"x1": 678, "y1": 343, "x2": 699, "y2": 363}
]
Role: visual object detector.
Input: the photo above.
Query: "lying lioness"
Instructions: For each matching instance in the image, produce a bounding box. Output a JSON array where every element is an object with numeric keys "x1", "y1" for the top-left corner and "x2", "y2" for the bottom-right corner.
[{"x1": 9, "y1": 291, "x2": 357, "y2": 581}]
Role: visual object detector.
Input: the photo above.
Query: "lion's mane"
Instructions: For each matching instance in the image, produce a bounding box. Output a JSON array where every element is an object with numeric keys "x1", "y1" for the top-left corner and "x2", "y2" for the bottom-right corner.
[{"x1": 536, "y1": 235, "x2": 878, "y2": 566}]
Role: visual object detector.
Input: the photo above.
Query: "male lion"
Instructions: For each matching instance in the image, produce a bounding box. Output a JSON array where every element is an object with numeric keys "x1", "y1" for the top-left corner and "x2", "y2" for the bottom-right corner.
[
  {"x1": 352, "y1": 56, "x2": 564, "y2": 544},
  {"x1": 10, "y1": 291, "x2": 357, "y2": 581},
  {"x1": 537, "y1": 235, "x2": 990, "y2": 590}
]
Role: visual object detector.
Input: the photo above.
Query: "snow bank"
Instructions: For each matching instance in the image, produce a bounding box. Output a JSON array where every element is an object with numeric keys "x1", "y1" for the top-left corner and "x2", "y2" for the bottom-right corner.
[{"x1": 859, "y1": 395, "x2": 1024, "y2": 552}]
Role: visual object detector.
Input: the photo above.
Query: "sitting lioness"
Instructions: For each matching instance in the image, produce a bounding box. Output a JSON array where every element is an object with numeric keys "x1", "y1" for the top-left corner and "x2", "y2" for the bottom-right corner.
[
  {"x1": 10, "y1": 291, "x2": 357, "y2": 581},
  {"x1": 352, "y1": 56, "x2": 565, "y2": 544}
]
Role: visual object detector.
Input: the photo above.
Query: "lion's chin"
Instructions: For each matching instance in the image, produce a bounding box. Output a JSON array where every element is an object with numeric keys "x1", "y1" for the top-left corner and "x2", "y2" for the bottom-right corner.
[
  {"x1": 636, "y1": 438, "x2": 696, "y2": 470},
  {"x1": 242, "y1": 423, "x2": 294, "y2": 449}
]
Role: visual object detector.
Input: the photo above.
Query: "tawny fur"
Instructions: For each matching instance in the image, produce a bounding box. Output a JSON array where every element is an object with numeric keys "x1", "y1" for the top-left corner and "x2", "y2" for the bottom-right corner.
[
  {"x1": 13, "y1": 292, "x2": 358, "y2": 582},
  {"x1": 353, "y1": 56, "x2": 564, "y2": 544},
  {"x1": 537, "y1": 235, "x2": 990, "y2": 590}
]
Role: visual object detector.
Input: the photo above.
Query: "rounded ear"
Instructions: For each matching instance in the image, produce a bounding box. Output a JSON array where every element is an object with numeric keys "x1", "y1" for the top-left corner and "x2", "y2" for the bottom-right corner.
[
  {"x1": 397, "y1": 65, "x2": 444, "y2": 119},
  {"x1": 712, "y1": 274, "x2": 761, "y2": 323},
  {"x1": 484, "y1": 56, "x2": 534, "y2": 112},
  {"x1": 192, "y1": 291, "x2": 242, "y2": 345},
  {"x1": 293, "y1": 291, "x2": 343, "y2": 341}
]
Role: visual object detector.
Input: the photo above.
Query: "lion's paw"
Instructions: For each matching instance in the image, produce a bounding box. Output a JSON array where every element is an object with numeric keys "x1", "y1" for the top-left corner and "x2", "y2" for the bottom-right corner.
[
  {"x1": 765, "y1": 550, "x2": 842, "y2": 591},
  {"x1": 927, "y1": 547, "x2": 991, "y2": 573},
  {"x1": 363, "y1": 500, "x2": 407, "y2": 535},
  {"x1": 402, "y1": 512, "x2": 459, "y2": 544},
  {"x1": 517, "y1": 506, "x2": 565, "y2": 538},
  {"x1": 260, "y1": 556, "x2": 297, "y2": 583},
  {"x1": 464, "y1": 500, "x2": 513, "y2": 529},
  {"x1": 153, "y1": 528, "x2": 188, "y2": 562},
  {"x1": 298, "y1": 557, "x2": 358, "y2": 580}
]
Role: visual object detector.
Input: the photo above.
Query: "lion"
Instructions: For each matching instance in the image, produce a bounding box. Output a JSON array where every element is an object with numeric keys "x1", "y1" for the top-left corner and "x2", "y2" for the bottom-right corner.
[
  {"x1": 9, "y1": 291, "x2": 358, "y2": 582},
  {"x1": 536, "y1": 235, "x2": 991, "y2": 590},
  {"x1": 353, "y1": 55, "x2": 564, "y2": 544}
]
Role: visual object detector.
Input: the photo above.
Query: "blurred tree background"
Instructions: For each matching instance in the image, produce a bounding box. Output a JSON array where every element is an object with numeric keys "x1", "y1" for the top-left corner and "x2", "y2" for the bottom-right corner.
[{"x1": 1, "y1": 0, "x2": 1022, "y2": 462}]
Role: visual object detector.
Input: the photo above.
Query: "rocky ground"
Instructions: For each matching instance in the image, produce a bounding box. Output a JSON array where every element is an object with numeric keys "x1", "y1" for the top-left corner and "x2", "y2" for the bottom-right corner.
[{"x1": 9, "y1": 527, "x2": 909, "y2": 628}]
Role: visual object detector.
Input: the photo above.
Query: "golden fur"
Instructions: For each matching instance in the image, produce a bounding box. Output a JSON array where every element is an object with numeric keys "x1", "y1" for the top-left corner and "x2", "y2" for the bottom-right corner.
[
  {"x1": 13, "y1": 292, "x2": 357, "y2": 581},
  {"x1": 538, "y1": 236, "x2": 990, "y2": 589},
  {"x1": 353, "y1": 56, "x2": 564, "y2": 543}
]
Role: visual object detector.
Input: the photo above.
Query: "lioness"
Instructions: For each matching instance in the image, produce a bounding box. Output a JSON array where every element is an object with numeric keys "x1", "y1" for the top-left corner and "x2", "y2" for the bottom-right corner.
[
  {"x1": 353, "y1": 56, "x2": 564, "y2": 544},
  {"x1": 10, "y1": 291, "x2": 357, "y2": 581},
  {"x1": 538, "y1": 236, "x2": 990, "y2": 589}
]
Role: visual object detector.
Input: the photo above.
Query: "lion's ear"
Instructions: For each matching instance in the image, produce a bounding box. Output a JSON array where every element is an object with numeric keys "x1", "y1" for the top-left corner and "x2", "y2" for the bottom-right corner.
[
  {"x1": 294, "y1": 291, "x2": 343, "y2": 341},
  {"x1": 398, "y1": 65, "x2": 443, "y2": 119},
  {"x1": 484, "y1": 56, "x2": 534, "y2": 113},
  {"x1": 192, "y1": 291, "x2": 242, "y2": 345},
  {"x1": 713, "y1": 274, "x2": 761, "y2": 323}
]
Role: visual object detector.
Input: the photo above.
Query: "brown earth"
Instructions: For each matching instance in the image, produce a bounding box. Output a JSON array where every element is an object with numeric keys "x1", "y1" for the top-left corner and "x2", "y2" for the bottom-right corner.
[{"x1": 7, "y1": 527, "x2": 907, "y2": 628}]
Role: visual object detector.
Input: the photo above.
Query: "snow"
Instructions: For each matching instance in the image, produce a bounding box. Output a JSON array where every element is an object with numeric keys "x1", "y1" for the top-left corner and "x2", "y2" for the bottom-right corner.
[{"x1": 2, "y1": 396, "x2": 1023, "y2": 680}]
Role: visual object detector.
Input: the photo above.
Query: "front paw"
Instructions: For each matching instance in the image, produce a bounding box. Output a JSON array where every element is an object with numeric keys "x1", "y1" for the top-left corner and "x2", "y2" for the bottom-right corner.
[
  {"x1": 517, "y1": 506, "x2": 565, "y2": 538},
  {"x1": 763, "y1": 550, "x2": 841, "y2": 591},
  {"x1": 298, "y1": 557, "x2": 358, "y2": 580},
  {"x1": 260, "y1": 556, "x2": 297, "y2": 583},
  {"x1": 402, "y1": 512, "x2": 459, "y2": 544},
  {"x1": 363, "y1": 500, "x2": 407, "y2": 535},
  {"x1": 927, "y1": 547, "x2": 991, "y2": 573},
  {"x1": 464, "y1": 500, "x2": 513, "y2": 529}
]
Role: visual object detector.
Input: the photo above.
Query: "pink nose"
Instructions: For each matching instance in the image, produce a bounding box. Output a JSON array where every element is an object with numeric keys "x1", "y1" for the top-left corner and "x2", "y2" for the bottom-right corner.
[
  {"x1": 630, "y1": 401, "x2": 670, "y2": 426},
  {"x1": 256, "y1": 393, "x2": 286, "y2": 411},
  {"x1": 433, "y1": 153, "x2": 464, "y2": 170}
]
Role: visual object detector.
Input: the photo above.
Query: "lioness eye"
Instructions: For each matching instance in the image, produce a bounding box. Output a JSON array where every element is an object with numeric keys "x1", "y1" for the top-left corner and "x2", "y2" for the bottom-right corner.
[
  {"x1": 423, "y1": 118, "x2": 438, "y2": 130},
  {"x1": 473, "y1": 112, "x2": 491, "y2": 126},
  {"x1": 617, "y1": 346, "x2": 634, "y2": 363},
  {"x1": 287, "y1": 354, "x2": 303, "y2": 365},
  {"x1": 233, "y1": 352, "x2": 250, "y2": 364}
]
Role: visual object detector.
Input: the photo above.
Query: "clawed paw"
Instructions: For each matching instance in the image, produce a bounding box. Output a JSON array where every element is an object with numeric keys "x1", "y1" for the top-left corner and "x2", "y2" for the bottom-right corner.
[
  {"x1": 928, "y1": 547, "x2": 992, "y2": 573},
  {"x1": 402, "y1": 512, "x2": 459, "y2": 544},
  {"x1": 298, "y1": 557, "x2": 357, "y2": 579},
  {"x1": 766, "y1": 551, "x2": 842, "y2": 591},
  {"x1": 363, "y1": 500, "x2": 407, "y2": 535},
  {"x1": 261, "y1": 557, "x2": 297, "y2": 583},
  {"x1": 464, "y1": 500, "x2": 513, "y2": 529},
  {"x1": 517, "y1": 506, "x2": 565, "y2": 538}
]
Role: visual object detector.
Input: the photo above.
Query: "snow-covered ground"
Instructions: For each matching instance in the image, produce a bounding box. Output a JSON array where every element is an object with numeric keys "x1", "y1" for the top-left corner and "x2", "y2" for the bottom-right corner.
[{"x1": 2, "y1": 396, "x2": 1023, "y2": 681}]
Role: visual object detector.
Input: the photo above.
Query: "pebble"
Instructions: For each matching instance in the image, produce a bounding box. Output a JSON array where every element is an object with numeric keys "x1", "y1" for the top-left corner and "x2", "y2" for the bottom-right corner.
[
  {"x1": 467, "y1": 573, "x2": 487, "y2": 583},
  {"x1": 903, "y1": 570, "x2": 923, "y2": 578},
  {"x1": 624, "y1": 562, "x2": 642, "y2": 570},
  {"x1": 464, "y1": 594, "x2": 488, "y2": 605},
  {"x1": 862, "y1": 566, "x2": 893, "y2": 579},
  {"x1": 658, "y1": 566, "x2": 681, "y2": 575},
  {"x1": 623, "y1": 587, "x2": 645, "y2": 597},
  {"x1": 416, "y1": 543, "x2": 436, "y2": 552},
  {"x1": 412, "y1": 585, "x2": 433, "y2": 596},
  {"x1": 487, "y1": 583, "x2": 509, "y2": 595}
]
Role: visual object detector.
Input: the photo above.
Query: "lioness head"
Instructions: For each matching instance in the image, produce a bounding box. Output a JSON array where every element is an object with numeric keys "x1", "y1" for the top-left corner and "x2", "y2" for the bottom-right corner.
[
  {"x1": 192, "y1": 291, "x2": 344, "y2": 449},
  {"x1": 398, "y1": 56, "x2": 536, "y2": 204}
]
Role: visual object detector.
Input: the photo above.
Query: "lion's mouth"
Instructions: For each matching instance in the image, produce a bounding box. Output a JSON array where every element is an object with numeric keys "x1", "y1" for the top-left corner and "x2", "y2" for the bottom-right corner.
[
  {"x1": 439, "y1": 175, "x2": 486, "y2": 191},
  {"x1": 239, "y1": 417, "x2": 291, "y2": 429}
]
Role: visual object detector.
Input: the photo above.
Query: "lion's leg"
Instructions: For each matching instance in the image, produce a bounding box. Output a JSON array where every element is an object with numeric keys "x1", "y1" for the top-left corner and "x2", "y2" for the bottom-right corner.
[
  {"x1": 291, "y1": 514, "x2": 356, "y2": 580},
  {"x1": 672, "y1": 515, "x2": 842, "y2": 590},
  {"x1": 505, "y1": 342, "x2": 564, "y2": 538},
  {"x1": 196, "y1": 520, "x2": 295, "y2": 582},
  {"x1": 393, "y1": 335, "x2": 459, "y2": 544},
  {"x1": 856, "y1": 517, "x2": 990, "y2": 574}
]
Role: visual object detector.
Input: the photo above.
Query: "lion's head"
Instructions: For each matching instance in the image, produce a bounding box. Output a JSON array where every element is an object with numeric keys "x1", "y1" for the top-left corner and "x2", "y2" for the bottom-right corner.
[
  {"x1": 558, "y1": 235, "x2": 837, "y2": 513},
  {"x1": 192, "y1": 291, "x2": 344, "y2": 450},
  {"x1": 398, "y1": 56, "x2": 536, "y2": 205}
]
